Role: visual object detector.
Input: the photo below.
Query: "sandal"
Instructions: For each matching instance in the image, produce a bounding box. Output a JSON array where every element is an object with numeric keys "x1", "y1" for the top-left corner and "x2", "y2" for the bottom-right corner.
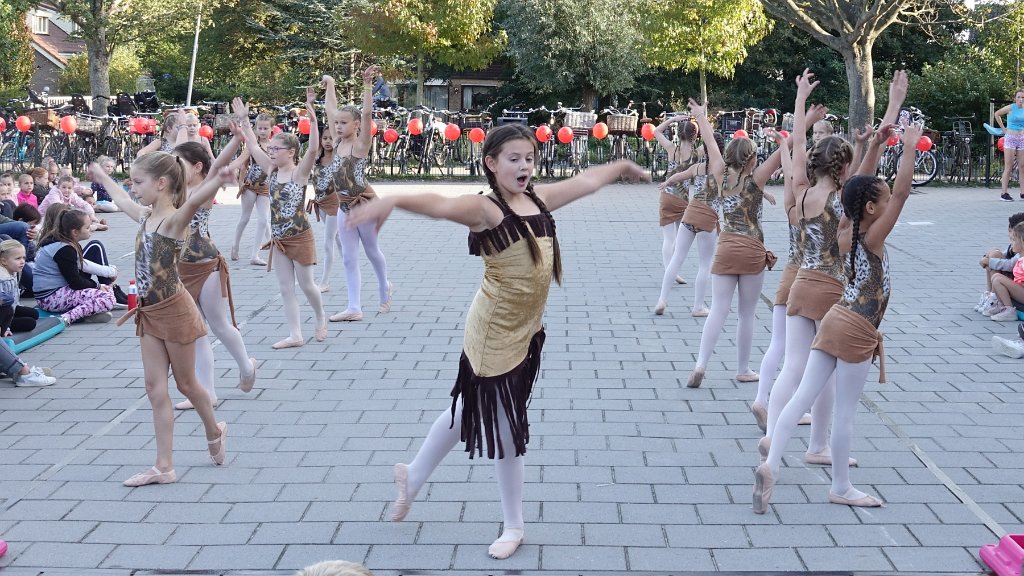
[
  {"x1": 208, "y1": 422, "x2": 227, "y2": 465},
  {"x1": 123, "y1": 466, "x2": 176, "y2": 487},
  {"x1": 239, "y1": 357, "x2": 257, "y2": 393}
]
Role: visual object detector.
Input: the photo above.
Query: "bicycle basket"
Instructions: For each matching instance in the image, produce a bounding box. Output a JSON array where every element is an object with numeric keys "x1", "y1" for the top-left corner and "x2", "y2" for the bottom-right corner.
[
  {"x1": 607, "y1": 114, "x2": 637, "y2": 134},
  {"x1": 27, "y1": 109, "x2": 59, "y2": 131},
  {"x1": 214, "y1": 114, "x2": 233, "y2": 134},
  {"x1": 563, "y1": 111, "x2": 597, "y2": 129},
  {"x1": 74, "y1": 115, "x2": 103, "y2": 136},
  {"x1": 461, "y1": 114, "x2": 487, "y2": 129}
]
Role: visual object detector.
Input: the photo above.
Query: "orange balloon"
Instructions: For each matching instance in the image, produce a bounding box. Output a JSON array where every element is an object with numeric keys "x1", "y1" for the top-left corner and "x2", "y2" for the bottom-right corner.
[
  {"x1": 444, "y1": 123, "x2": 461, "y2": 141},
  {"x1": 469, "y1": 127, "x2": 485, "y2": 143},
  {"x1": 297, "y1": 117, "x2": 311, "y2": 135},
  {"x1": 915, "y1": 135, "x2": 933, "y2": 152},
  {"x1": 592, "y1": 122, "x2": 608, "y2": 140},
  {"x1": 370, "y1": 120, "x2": 378, "y2": 136},
  {"x1": 15, "y1": 116, "x2": 31, "y2": 132},
  {"x1": 732, "y1": 129, "x2": 748, "y2": 139},
  {"x1": 640, "y1": 123, "x2": 656, "y2": 141},
  {"x1": 535, "y1": 125, "x2": 552, "y2": 142},
  {"x1": 60, "y1": 115, "x2": 77, "y2": 134},
  {"x1": 997, "y1": 136, "x2": 1006, "y2": 152},
  {"x1": 199, "y1": 125, "x2": 214, "y2": 140},
  {"x1": 383, "y1": 128, "x2": 399, "y2": 143},
  {"x1": 408, "y1": 118, "x2": 424, "y2": 135},
  {"x1": 557, "y1": 126, "x2": 573, "y2": 144},
  {"x1": 271, "y1": 125, "x2": 283, "y2": 136}
]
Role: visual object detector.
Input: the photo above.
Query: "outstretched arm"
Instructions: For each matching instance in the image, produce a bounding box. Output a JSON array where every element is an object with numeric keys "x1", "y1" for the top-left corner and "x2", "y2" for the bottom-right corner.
[
  {"x1": 89, "y1": 163, "x2": 146, "y2": 223},
  {"x1": 865, "y1": 123, "x2": 921, "y2": 252},
  {"x1": 231, "y1": 98, "x2": 274, "y2": 173},
  {"x1": 880, "y1": 70, "x2": 907, "y2": 127},
  {"x1": 658, "y1": 163, "x2": 700, "y2": 191},
  {"x1": 173, "y1": 167, "x2": 237, "y2": 233},
  {"x1": 653, "y1": 114, "x2": 684, "y2": 156},
  {"x1": 535, "y1": 160, "x2": 650, "y2": 212},
  {"x1": 770, "y1": 128, "x2": 797, "y2": 219},
  {"x1": 356, "y1": 66, "x2": 377, "y2": 155},
  {"x1": 346, "y1": 192, "x2": 494, "y2": 233}
]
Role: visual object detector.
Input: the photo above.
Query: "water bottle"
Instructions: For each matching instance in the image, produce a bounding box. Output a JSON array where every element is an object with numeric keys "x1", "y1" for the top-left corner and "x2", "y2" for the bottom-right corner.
[{"x1": 127, "y1": 280, "x2": 137, "y2": 310}]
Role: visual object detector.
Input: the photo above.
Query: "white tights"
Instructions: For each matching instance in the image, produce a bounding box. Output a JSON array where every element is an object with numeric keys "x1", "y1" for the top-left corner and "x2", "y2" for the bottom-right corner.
[
  {"x1": 406, "y1": 398, "x2": 524, "y2": 531},
  {"x1": 765, "y1": 350, "x2": 871, "y2": 500},
  {"x1": 658, "y1": 226, "x2": 716, "y2": 311},
  {"x1": 272, "y1": 249, "x2": 326, "y2": 340},
  {"x1": 661, "y1": 223, "x2": 677, "y2": 269},
  {"x1": 765, "y1": 314, "x2": 834, "y2": 455},
  {"x1": 233, "y1": 191, "x2": 270, "y2": 259},
  {"x1": 695, "y1": 272, "x2": 764, "y2": 374},
  {"x1": 336, "y1": 211, "x2": 390, "y2": 312},
  {"x1": 755, "y1": 305, "x2": 787, "y2": 406},
  {"x1": 319, "y1": 214, "x2": 344, "y2": 287},
  {"x1": 193, "y1": 269, "x2": 255, "y2": 401}
]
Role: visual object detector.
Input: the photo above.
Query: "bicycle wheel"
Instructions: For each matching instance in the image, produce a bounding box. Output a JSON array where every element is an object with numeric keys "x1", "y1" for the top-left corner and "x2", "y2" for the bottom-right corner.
[
  {"x1": 0, "y1": 141, "x2": 13, "y2": 172},
  {"x1": 911, "y1": 150, "x2": 937, "y2": 187}
]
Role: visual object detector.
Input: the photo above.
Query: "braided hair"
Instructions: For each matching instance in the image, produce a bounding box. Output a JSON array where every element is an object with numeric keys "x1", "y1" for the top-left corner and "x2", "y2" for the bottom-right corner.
[
  {"x1": 807, "y1": 135, "x2": 853, "y2": 192},
  {"x1": 481, "y1": 124, "x2": 562, "y2": 285},
  {"x1": 721, "y1": 137, "x2": 756, "y2": 192},
  {"x1": 842, "y1": 175, "x2": 884, "y2": 283}
]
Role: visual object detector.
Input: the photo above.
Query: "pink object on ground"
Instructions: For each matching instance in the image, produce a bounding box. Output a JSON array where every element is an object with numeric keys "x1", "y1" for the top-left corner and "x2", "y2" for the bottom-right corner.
[
  {"x1": 0, "y1": 538, "x2": 7, "y2": 558},
  {"x1": 980, "y1": 534, "x2": 1024, "y2": 576}
]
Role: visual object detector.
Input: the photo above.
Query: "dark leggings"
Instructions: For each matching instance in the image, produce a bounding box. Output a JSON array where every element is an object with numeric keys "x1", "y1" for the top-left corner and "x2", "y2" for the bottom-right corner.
[
  {"x1": 0, "y1": 304, "x2": 38, "y2": 334},
  {"x1": 83, "y1": 240, "x2": 114, "y2": 285}
]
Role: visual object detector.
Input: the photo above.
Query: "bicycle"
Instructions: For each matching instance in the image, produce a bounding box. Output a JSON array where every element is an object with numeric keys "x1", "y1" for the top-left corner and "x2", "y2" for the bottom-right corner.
[
  {"x1": 877, "y1": 108, "x2": 938, "y2": 187},
  {"x1": 939, "y1": 114, "x2": 974, "y2": 184},
  {"x1": 603, "y1": 107, "x2": 638, "y2": 162}
]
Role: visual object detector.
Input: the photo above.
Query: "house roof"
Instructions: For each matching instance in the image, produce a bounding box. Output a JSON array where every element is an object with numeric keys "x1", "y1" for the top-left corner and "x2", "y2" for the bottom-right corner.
[
  {"x1": 31, "y1": 34, "x2": 68, "y2": 67},
  {"x1": 37, "y1": 19, "x2": 85, "y2": 55}
]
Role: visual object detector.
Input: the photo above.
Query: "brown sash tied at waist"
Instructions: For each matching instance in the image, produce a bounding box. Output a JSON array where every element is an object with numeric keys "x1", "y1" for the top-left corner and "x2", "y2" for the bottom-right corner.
[
  {"x1": 306, "y1": 193, "x2": 341, "y2": 221},
  {"x1": 774, "y1": 263, "x2": 800, "y2": 306},
  {"x1": 681, "y1": 199, "x2": 718, "y2": 232},
  {"x1": 812, "y1": 304, "x2": 886, "y2": 383},
  {"x1": 337, "y1": 188, "x2": 377, "y2": 211},
  {"x1": 178, "y1": 255, "x2": 237, "y2": 328},
  {"x1": 711, "y1": 232, "x2": 777, "y2": 275},
  {"x1": 238, "y1": 180, "x2": 270, "y2": 198},
  {"x1": 787, "y1": 268, "x2": 844, "y2": 321},
  {"x1": 261, "y1": 227, "x2": 317, "y2": 271},
  {"x1": 659, "y1": 192, "x2": 688, "y2": 227},
  {"x1": 115, "y1": 289, "x2": 207, "y2": 344}
]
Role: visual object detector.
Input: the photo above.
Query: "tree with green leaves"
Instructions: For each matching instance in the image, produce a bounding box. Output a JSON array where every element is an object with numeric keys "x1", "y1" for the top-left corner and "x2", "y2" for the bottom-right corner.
[
  {"x1": 55, "y1": 0, "x2": 192, "y2": 113},
  {"x1": 60, "y1": 45, "x2": 144, "y2": 96},
  {"x1": 346, "y1": 0, "x2": 505, "y2": 105},
  {"x1": 498, "y1": 0, "x2": 645, "y2": 110},
  {"x1": 761, "y1": 0, "x2": 937, "y2": 132},
  {"x1": 643, "y1": 0, "x2": 772, "y2": 105},
  {"x1": 0, "y1": 0, "x2": 33, "y2": 97}
]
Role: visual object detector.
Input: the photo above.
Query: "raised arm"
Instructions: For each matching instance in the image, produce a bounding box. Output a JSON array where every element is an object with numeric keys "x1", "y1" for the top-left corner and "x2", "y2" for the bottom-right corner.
[
  {"x1": 295, "y1": 89, "x2": 319, "y2": 181},
  {"x1": 879, "y1": 70, "x2": 907, "y2": 128},
  {"x1": 852, "y1": 125, "x2": 874, "y2": 168},
  {"x1": 89, "y1": 162, "x2": 146, "y2": 222},
  {"x1": 231, "y1": 98, "x2": 274, "y2": 173},
  {"x1": 791, "y1": 69, "x2": 820, "y2": 190},
  {"x1": 322, "y1": 75, "x2": 342, "y2": 139},
  {"x1": 865, "y1": 123, "x2": 921, "y2": 252},
  {"x1": 535, "y1": 160, "x2": 650, "y2": 212},
  {"x1": 174, "y1": 167, "x2": 236, "y2": 233},
  {"x1": 356, "y1": 66, "x2": 376, "y2": 154},
  {"x1": 856, "y1": 123, "x2": 896, "y2": 176},
  {"x1": 769, "y1": 129, "x2": 797, "y2": 220},
  {"x1": 753, "y1": 144, "x2": 784, "y2": 191},
  {"x1": 689, "y1": 99, "x2": 723, "y2": 177},
  {"x1": 135, "y1": 138, "x2": 162, "y2": 159},
  {"x1": 653, "y1": 114, "x2": 683, "y2": 156}
]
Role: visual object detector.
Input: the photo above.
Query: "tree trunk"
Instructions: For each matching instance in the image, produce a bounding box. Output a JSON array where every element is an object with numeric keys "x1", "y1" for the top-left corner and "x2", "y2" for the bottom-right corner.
[
  {"x1": 415, "y1": 51, "x2": 424, "y2": 106},
  {"x1": 581, "y1": 87, "x2": 597, "y2": 112},
  {"x1": 699, "y1": 69, "x2": 708, "y2": 105},
  {"x1": 842, "y1": 39, "x2": 874, "y2": 136},
  {"x1": 87, "y1": 34, "x2": 111, "y2": 116}
]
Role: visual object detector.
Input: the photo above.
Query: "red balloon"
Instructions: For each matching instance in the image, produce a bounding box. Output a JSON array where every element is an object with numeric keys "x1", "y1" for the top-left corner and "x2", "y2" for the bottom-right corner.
[
  {"x1": 887, "y1": 134, "x2": 899, "y2": 147},
  {"x1": 15, "y1": 116, "x2": 31, "y2": 132},
  {"x1": 778, "y1": 130, "x2": 790, "y2": 139},
  {"x1": 469, "y1": 127, "x2": 485, "y2": 144},
  {"x1": 408, "y1": 118, "x2": 423, "y2": 135},
  {"x1": 199, "y1": 125, "x2": 214, "y2": 140},
  {"x1": 998, "y1": 136, "x2": 1006, "y2": 152},
  {"x1": 640, "y1": 123, "x2": 656, "y2": 141},
  {"x1": 60, "y1": 115, "x2": 77, "y2": 134},
  {"x1": 383, "y1": 128, "x2": 399, "y2": 144},
  {"x1": 444, "y1": 123, "x2": 461, "y2": 141},
  {"x1": 592, "y1": 122, "x2": 609, "y2": 140},
  {"x1": 557, "y1": 126, "x2": 574, "y2": 144},
  {"x1": 0, "y1": 117, "x2": 6, "y2": 132},
  {"x1": 148, "y1": 119, "x2": 158, "y2": 134},
  {"x1": 535, "y1": 125, "x2": 552, "y2": 142},
  {"x1": 733, "y1": 129, "x2": 748, "y2": 139},
  {"x1": 297, "y1": 117, "x2": 311, "y2": 135},
  {"x1": 370, "y1": 120, "x2": 378, "y2": 136},
  {"x1": 271, "y1": 125, "x2": 283, "y2": 136},
  {"x1": 915, "y1": 135, "x2": 933, "y2": 152}
]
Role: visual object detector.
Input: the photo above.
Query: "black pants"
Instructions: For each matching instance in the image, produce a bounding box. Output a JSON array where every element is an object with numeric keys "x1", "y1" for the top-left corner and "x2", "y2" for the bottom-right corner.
[{"x1": 0, "y1": 304, "x2": 38, "y2": 334}]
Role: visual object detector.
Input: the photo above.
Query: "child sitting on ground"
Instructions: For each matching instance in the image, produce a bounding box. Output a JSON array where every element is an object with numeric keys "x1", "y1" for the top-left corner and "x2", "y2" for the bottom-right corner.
[
  {"x1": 977, "y1": 212, "x2": 1024, "y2": 315},
  {"x1": 39, "y1": 175, "x2": 108, "y2": 231},
  {"x1": 982, "y1": 221, "x2": 1024, "y2": 321},
  {"x1": 0, "y1": 240, "x2": 37, "y2": 334},
  {"x1": 30, "y1": 167, "x2": 49, "y2": 205},
  {"x1": 89, "y1": 156, "x2": 121, "y2": 213},
  {"x1": 16, "y1": 174, "x2": 37, "y2": 207}
]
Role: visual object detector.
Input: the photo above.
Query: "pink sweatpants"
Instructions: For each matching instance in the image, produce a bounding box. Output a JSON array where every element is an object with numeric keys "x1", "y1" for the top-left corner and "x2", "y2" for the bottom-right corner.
[{"x1": 37, "y1": 286, "x2": 115, "y2": 323}]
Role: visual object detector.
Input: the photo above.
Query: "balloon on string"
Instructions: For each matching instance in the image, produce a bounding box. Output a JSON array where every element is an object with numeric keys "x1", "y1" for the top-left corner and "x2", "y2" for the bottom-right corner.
[
  {"x1": 60, "y1": 116, "x2": 77, "y2": 134},
  {"x1": 0, "y1": 117, "x2": 6, "y2": 132},
  {"x1": 732, "y1": 129, "x2": 748, "y2": 139},
  {"x1": 408, "y1": 118, "x2": 424, "y2": 135},
  {"x1": 557, "y1": 126, "x2": 573, "y2": 144},
  {"x1": 199, "y1": 125, "x2": 214, "y2": 140},
  {"x1": 778, "y1": 130, "x2": 790, "y2": 139},
  {"x1": 997, "y1": 137, "x2": 1006, "y2": 152},
  {"x1": 383, "y1": 128, "x2": 399, "y2": 143},
  {"x1": 640, "y1": 123, "x2": 656, "y2": 140},
  {"x1": 297, "y1": 117, "x2": 311, "y2": 135},
  {"x1": 592, "y1": 122, "x2": 608, "y2": 140},
  {"x1": 915, "y1": 135, "x2": 933, "y2": 152},
  {"x1": 370, "y1": 120, "x2": 378, "y2": 136},
  {"x1": 444, "y1": 123, "x2": 461, "y2": 141},
  {"x1": 469, "y1": 127, "x2": 485, "y2": 143},
  {"x1": 15, "y1": 116, "x2": 31, "y2": 132},
  {"x1": 887, "y1": 134, "x2": 899, "y2": 147},
  {"x1": 535, "y1": 125, "x2": 552, "y2": 142}
]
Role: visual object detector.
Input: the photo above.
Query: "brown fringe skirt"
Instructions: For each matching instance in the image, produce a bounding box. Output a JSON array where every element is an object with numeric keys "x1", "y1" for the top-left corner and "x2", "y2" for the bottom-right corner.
[
  {"x1": 787, "y1": 269, "x2": 844, "y2": 321},
  {"x1": 813, "y1": 304, "x2": 885, "y2": 383},
  {"x1": 262, "y1": 228, "x2": 317, "y2": 271},
  {"x1": 659, "y1": 193, "x2": 688, "y2": 227},
  {"x1": 178, "y1": 256, "x2": 237, "y2": 328},
  {"x1": 774, "y1": 263, "x2": 800, "y2": 306},
  {"x1": 450, "y1": 329, "x2": 545, "y2": 460},
  {"x1": 307, "y1": 193, "x2": 340, "y2": 220},
  {"x1": 115, "y1": 289, "x2": 207, "y2": 344},
  {"x1": 238, "y1": 180, "x2": 270, "y2": 198},
  {"x1": 711, "y1": 232, "x2": 777, "y2": 275},
  {"x1": 681, "y1": 199, "x2": 718, "y2": 232}
]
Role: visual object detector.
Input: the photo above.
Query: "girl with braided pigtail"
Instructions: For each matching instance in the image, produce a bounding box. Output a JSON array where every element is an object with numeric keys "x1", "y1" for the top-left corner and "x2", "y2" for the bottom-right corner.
[
  {"x1": 685, "y1": 98, "x2": 781, "y2": 389},
  {"x1": 753, "y1": 122, "x2": 923, "y2": 514},
  {"x1": 345, "y1": 124, "x2": 647, "y2": 560}
]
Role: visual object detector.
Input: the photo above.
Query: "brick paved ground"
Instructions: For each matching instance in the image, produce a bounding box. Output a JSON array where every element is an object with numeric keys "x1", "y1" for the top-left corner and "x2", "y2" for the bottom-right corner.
[{"x1": 0, "y1": 181, "x2": 1018, "y2": 574}]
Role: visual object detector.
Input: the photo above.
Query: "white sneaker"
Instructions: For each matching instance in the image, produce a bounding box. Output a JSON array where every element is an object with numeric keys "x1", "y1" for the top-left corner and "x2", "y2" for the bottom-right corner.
[
  {"x1": 992, "y1": 336, "x2": 1024, "y2": 359},
  {"x1": 975, "y1": 292, "x2": 990, "y2": 312},
  {"x1": 991, "y1": 306, "x2": 1020, "y2": 321},
  {"x1": 14, "y1": 366, "x2": 56, "y2": 387},
  {"x1": 982, "y1": 296, "x2": 1002, "y2": 316}
]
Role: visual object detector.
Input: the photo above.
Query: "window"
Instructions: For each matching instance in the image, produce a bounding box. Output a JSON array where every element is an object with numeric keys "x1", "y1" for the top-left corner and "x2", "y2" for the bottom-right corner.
[
  {"x1": 32, "y1": 14, "x2": 49, "y2": 35},
  {"x1": 462, "y1": 85, "x2": 495, "y2": 111}
]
